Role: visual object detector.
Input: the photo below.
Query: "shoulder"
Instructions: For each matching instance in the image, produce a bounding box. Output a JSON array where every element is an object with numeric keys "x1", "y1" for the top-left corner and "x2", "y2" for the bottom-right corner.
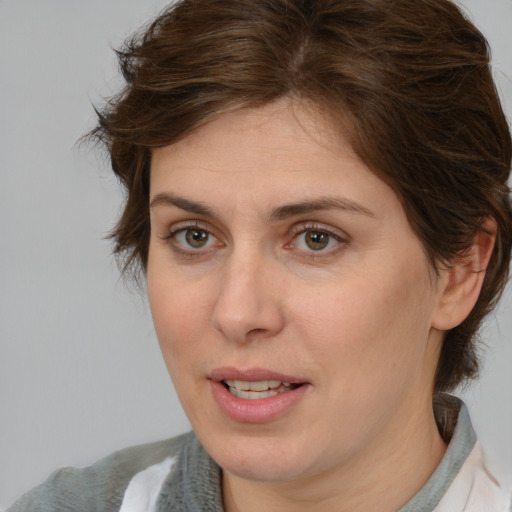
[
  {"x1": 435, "y1": 443, "x2": 512, "y2": 512},
  {"x1": 434, "y1": 396, "x2": 512, "y2": 512},
  {"x1": 6, "y1": 432, "x2": 194, "y2": 512}
]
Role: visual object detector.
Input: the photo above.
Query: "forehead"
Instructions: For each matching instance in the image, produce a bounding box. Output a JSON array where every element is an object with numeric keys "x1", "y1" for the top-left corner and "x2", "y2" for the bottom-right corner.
[
  {"x1": 150, "y1": 99, "x2": 376, "y2": 198},
  {"x1": 152, "y1": 100, "x2": 345, "y2": 166}
]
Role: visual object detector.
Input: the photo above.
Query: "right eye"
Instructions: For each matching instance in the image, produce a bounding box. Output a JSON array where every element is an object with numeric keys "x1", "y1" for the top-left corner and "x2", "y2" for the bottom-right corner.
[{"x1": 169, "y1": 226, "x2": 219, "y2": 251}]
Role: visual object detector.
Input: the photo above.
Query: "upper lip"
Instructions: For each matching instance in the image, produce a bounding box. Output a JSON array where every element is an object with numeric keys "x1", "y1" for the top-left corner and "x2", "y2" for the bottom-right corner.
[{"x1": 209, "y1": 367, "x2": 307, "y2": 384}]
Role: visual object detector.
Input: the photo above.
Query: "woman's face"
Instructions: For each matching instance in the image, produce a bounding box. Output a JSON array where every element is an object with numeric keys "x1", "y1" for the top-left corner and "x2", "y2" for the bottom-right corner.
[{"x1": 147, "y1": 100, "x2": 447, "y2": 484}]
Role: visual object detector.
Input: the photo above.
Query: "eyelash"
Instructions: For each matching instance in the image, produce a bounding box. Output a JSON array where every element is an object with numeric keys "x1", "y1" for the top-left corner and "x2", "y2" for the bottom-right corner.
[
  {"x1": 286, "y1": 223, "x2": 347, "y2": 259},
  {"x1": 164, "y1": 222, "x2": 221, "y2": 259},
  {"x1": 163, "y1": 222, "x2": 347, "y2": 259}
]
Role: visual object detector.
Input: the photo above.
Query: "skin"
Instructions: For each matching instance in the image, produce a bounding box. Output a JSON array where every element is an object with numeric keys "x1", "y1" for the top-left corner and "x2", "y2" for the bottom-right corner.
[{"x1": 147, "y1": 99, "x2": 489, "y2": 512}]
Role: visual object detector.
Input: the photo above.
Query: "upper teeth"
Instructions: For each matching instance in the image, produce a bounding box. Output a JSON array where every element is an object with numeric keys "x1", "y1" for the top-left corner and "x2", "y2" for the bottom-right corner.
[{"x1": 224, "y1": 379, "x2": 290, "y2": 391}]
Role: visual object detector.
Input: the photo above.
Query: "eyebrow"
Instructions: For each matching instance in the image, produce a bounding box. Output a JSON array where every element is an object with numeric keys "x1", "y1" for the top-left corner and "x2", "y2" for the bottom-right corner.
[
  {"x1": 269, "y1": 197, "x2": 375, "y2": 220},
  {"x1": 150, "y1": 192, "x2": 374, "y2": 220},
  {"x1": 150, "y1": 192, "x2": 214, "y2": 217}
]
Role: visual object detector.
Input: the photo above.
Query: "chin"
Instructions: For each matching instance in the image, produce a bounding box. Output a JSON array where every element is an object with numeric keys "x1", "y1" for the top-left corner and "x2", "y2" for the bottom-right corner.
[
  {"x1": 201, "y1": 429, "x2": 319, "y2": 483},
  {"x1": 222, "y1": 456, "x2": 309, "y2": 483}
]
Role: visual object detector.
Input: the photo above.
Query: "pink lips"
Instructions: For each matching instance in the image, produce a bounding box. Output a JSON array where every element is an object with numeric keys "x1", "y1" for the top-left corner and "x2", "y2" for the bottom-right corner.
[{"x1": 209, "y1": 367, "x2": 310, "y2": 423}]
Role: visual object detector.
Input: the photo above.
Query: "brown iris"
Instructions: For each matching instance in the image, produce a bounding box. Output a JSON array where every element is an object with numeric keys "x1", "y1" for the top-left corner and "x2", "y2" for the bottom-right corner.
[
  {"x1": 185, "y1": 228, "x2": 209, "y2": 248},
  {"x1": 305, "y1": 231, "x2": 329, "y2": 250}
]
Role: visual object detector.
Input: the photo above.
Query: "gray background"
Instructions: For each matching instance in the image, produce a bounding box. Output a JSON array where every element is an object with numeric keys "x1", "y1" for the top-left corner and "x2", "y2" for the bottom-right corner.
[{"x1": 0, "y1": 0, "x2": 511, "y2": 508}]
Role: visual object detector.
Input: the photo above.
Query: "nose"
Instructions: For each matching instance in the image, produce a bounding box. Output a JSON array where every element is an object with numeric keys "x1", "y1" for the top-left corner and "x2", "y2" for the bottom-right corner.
[{"x1": 211, "y1": 250, "x2": 285, "y2": 343}]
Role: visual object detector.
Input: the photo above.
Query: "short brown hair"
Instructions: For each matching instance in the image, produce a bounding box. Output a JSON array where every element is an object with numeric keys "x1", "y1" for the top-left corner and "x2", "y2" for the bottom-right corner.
[{"x1": 92, "y1": 0, "x2": 512, "y2": 392}]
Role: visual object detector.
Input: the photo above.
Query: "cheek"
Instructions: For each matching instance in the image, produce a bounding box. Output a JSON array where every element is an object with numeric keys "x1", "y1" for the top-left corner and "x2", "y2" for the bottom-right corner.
[
  {"x1": 292, "y1": 268, "x2": 434, "y2": 381},
  {"x1": 147, "y1": 269, "x2": 210, "y2": 371}
]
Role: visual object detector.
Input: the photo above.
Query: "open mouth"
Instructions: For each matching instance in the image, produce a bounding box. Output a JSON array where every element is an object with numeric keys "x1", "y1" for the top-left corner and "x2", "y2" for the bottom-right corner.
[
  {"x1": 211, "y1": 373, "x2": 310, "y2": 422},
  {"x1": 223, "y1": 379, "x2": 301, "y2": 400}
]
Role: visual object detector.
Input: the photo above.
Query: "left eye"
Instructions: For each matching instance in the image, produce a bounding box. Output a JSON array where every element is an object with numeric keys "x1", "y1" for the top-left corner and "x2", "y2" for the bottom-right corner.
[
  {"x1": 172, "y1": 227, "x2": 217, "y2": 249},
  {"x1": 294, "y1": 229, "x2": 341, "y2": 252}
]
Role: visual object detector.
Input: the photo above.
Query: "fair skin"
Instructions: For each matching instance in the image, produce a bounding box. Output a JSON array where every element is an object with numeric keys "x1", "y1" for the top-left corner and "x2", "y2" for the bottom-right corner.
[{"x1": 147, "y1": 99, "x2": 491, "y2": 512}]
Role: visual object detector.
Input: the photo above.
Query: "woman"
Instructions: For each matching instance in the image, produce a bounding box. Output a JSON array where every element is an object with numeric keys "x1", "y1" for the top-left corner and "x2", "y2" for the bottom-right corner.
[{"x1": 8, "y1": 0, "x2": 512, "y2": 510}]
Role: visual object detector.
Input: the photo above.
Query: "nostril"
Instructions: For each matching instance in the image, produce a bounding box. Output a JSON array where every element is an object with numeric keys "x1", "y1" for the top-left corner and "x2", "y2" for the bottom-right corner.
[{"x1": 248, "y1": 328, "x2": 266, "y2": 335}]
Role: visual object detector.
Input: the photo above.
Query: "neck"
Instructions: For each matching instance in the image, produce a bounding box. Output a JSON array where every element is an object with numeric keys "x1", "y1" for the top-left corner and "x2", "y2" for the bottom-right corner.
[{"x1": 222, "y1": 401, "x2": 447, "y2": 512}]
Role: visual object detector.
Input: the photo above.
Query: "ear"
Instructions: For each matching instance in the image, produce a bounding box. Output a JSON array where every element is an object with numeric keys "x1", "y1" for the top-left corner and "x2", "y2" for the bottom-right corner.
[{"x1": 432, "y1": 218, "x2": 496, "y2": 331}]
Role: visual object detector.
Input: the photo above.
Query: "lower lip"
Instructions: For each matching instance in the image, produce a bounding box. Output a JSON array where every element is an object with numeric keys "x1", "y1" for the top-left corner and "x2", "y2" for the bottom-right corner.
[{"x1": 209, "y1": 380, "x2": 310, "y2": 423}]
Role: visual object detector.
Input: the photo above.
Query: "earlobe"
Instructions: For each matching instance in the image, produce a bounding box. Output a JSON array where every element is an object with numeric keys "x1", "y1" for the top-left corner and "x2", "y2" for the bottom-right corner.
[{"x1": 432, "y1": 218, "x2": 496, "y2": 331}]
